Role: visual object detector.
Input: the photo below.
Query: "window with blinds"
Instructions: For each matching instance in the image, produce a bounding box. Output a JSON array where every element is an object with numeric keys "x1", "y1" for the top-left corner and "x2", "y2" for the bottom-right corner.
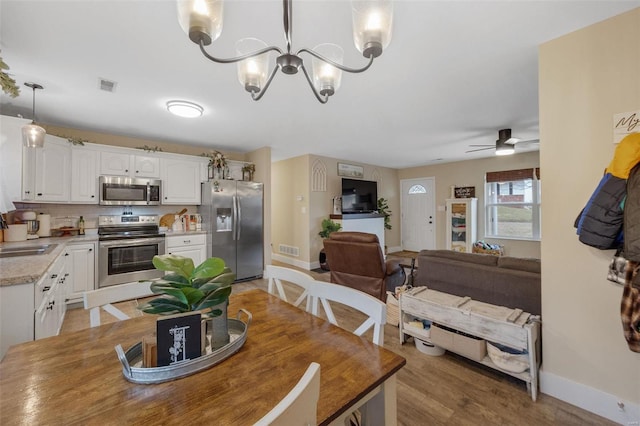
[{"x1": 485, "y1": 168, "x2": 541, "y2": 240}]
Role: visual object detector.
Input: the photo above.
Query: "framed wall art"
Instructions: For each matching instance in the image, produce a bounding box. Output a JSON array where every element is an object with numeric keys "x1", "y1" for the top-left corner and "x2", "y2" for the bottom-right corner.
[{"x1": 337, "y1": 163, "x2": 364, "y2": 178}]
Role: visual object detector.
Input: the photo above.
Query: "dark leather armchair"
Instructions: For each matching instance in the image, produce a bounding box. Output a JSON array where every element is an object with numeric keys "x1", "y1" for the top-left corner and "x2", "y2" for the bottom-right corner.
[{"x1": 322, "y1": 232, "x2": 406, "y2": 301}]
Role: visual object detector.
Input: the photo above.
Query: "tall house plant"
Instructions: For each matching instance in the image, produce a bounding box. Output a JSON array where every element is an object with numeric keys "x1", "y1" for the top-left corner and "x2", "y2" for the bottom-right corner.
[{"x1": 377, "y1": 198, "x2": 392, "y2": 230}]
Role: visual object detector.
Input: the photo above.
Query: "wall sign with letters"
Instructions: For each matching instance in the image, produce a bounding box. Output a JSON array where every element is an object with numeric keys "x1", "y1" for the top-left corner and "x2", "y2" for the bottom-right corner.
[
  {"x1": 453, "y1": 186, "x2": 475, "y2": 198},
  {"x1": 613, "y1": 110, "x2": 639, "y2": 143}
]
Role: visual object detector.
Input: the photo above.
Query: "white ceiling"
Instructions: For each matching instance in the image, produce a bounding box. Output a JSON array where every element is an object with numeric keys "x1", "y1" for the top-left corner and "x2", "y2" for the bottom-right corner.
[{"x1": 1, "y1": 1, "x2": 638, "y2": 168}]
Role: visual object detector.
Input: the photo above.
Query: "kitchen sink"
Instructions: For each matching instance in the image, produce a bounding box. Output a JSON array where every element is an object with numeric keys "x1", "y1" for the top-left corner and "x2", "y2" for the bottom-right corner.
[{"x1": 0, "y1": 244, "x2": 58, "y2": 258}]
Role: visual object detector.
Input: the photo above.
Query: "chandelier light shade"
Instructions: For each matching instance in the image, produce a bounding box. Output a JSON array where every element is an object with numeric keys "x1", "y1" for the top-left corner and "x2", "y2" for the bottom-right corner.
[
  {"x1": 311, "y1": 44, "x2": 344, "y2": 97},
  {"x1": 177, "y1": 0, "x2": 224, "y2": 45},
  {"x1": 22, "y1": 82, "x2": 46, "y2": 148},
  {"x1": 177, "y1": 0, "x2": 393, "y2": 103},
  {"x1": 236, "y1": 38, "x2": 271, "y2": 93},
  {"x1": 352, "y1": 0, "x2": 393, "y2": 58},
  {"x1": 166, "y1": 100, "x2": 204, "y2": 117}
]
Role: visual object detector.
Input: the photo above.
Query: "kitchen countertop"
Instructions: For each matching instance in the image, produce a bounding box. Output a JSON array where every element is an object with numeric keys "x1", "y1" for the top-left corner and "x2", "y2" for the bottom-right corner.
[
  {"x1": 0, "y1": 231, "x2": 207, "y2": 287},
  {"x1": 0, "y1": 235, "x2": 99, "y2": 287}
]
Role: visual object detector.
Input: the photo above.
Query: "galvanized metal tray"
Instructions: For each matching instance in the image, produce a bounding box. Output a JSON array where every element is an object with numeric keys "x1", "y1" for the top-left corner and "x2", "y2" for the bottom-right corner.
[{"x1": 114, "y1": 309, "x2": 251, "y2": 384}]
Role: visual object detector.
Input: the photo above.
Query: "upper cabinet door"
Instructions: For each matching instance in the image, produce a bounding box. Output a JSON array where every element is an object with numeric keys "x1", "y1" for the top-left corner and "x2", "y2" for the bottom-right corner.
[
  {"x1": 34, "y1": 137, "x2": 71, "y2": 202},
  {"x1": 161, "y1": 158, "x2": 203, "y2": 205},
  {"x1": 70, "y1": 148, "x2": 99, "y2": 203},
  {"x1": 100, "y1": 152, "x2": 130, "y2": 176},
  {"x1": 100, "y1": 152, "x2": 160, "y2": 178},
  {"x1": 133, "y1": 155, "x2": 160, "y2": 178}
]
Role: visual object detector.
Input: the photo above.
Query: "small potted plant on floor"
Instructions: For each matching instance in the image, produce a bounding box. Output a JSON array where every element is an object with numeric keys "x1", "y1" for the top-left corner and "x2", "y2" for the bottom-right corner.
[{"x1": 318, "y1": 219, "x2": 341, "y2": 271}]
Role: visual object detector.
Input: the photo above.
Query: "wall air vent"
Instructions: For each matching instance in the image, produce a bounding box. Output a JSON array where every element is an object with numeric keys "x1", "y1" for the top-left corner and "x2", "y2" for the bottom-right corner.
[
  {"x1": 99, "y1": 78, "x2": 117, "y2": 92},
  {"x1": 278, "y1": 244, "x2": 299, "y2": 257}
]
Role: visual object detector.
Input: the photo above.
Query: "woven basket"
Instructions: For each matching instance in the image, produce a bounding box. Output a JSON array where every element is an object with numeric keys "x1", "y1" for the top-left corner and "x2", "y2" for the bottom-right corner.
[{"x1": 386, "y1": 292, "x2": 400, "y2": 326}]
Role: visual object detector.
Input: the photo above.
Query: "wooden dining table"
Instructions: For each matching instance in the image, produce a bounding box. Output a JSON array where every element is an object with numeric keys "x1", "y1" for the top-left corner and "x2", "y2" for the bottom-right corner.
[{"x1": 0, "y1": 289, "x2": 406, "y2": 425}]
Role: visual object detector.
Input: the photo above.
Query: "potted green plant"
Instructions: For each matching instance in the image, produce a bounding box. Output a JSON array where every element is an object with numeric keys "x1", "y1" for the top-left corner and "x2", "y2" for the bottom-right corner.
[
  {"x1": 139, "y1": 254, "x2": 235, "y2": 349},
  {"x1": 318, "y1": 219, "x2": 341, "y2": 270},
  {"x1": 377, "y1": 198, "x2": 392, "y2": 230},
  {"x1": 318, "y1": 218, "x2": 342, "y2": 239}
]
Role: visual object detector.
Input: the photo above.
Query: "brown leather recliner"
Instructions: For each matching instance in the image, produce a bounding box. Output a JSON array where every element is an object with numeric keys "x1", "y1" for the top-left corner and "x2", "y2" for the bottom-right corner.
[{"x1": 322, "y1": 232, "x2": 406, "y2": 301}]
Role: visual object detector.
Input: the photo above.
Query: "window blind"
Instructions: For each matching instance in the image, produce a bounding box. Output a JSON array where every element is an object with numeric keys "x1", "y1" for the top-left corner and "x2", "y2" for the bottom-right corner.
[{"x1": 486, "y1": 167, "x2": 540, "y2": 183}]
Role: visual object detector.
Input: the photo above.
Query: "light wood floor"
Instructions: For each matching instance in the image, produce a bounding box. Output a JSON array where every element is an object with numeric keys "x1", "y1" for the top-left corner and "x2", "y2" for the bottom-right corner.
[{"x1": 61, "y1": 263, "x2": 613, "y2": 426}]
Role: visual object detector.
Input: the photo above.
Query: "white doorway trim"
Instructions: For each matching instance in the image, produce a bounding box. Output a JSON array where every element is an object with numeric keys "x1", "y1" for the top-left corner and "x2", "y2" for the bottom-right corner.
[{"x1": 400, "y1": 177, "x2": 436, "y2": 252}]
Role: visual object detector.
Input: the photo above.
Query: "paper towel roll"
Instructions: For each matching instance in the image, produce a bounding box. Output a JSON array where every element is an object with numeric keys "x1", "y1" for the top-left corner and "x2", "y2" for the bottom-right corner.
[{"x1": 37, "y1": 214, "x2": 51, "y2": 237}]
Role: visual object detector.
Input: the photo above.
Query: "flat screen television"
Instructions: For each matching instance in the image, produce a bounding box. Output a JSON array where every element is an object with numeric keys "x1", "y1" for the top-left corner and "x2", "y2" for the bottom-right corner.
[{"x1": 341, "y1": 178, "x2": 378, "y2": 214}]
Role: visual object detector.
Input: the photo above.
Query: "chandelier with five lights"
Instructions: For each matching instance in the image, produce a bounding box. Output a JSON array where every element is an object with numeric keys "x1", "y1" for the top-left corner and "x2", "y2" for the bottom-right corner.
[{"x1": 177, "y1": 0, "x2": 393, "y2": 103}]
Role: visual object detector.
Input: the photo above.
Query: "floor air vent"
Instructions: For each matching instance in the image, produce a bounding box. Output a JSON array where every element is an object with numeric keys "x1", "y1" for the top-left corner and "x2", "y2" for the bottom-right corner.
[{"x1": 278, "y1": 244, "x2": 299, "y2": 257}]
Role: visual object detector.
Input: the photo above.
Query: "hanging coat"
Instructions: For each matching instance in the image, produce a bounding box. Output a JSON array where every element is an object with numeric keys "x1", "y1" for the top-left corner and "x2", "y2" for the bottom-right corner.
[
  {"x1": 624, "y1": 162, "x2": 640, "y2": 261},
  {"x1": 621, "y1": 261, "x2": 640, "y2": 353},
  {"x1": 575, "y1": 173, "x2": 626, "y2": 249}
]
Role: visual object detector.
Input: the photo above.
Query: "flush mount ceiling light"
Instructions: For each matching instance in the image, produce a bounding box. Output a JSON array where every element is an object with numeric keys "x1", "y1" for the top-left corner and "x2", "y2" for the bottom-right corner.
[
  {"x1": 22, "y1": 82, "x2": 46, "y2": 148},
  {"x1": 166, "y1": 100, "x2": 204, "y2": 118},
  {"x1": 177, "y1": 0, "x2": 393, "y2": 104}
]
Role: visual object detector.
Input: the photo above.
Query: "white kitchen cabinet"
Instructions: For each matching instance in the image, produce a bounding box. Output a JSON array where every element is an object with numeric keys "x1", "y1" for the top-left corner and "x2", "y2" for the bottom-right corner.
[
  {"x1": 161, "y1": 157, "x2": 207, "y2": 205},
  {"x1": 445, "y1": 198, "x2": 477, "y2": 253},
  {"x1": 0, "y1": 282, "x2": 34, "y2": 360},
  {"x1": 100, "y1": 151, "x2": 160, "y2": 178},
  {"x1": 21, "y1": 135, "x2": 72, "y2": 202},
  {"x1": 64, "y1": 243, "x2": 96, "y2": 303},
  {"x1": 34, "y1": 253, "x2": 67, "y2": 340},
  {"x1": 0, "y1": 115, "x2": 30, "y2": 209},
  {"x1": 166, "y1": 234, "x2": 207, "y2": 266},
  {"x1": 70, "y1": 147, "x2": 99, "y2": 203}
]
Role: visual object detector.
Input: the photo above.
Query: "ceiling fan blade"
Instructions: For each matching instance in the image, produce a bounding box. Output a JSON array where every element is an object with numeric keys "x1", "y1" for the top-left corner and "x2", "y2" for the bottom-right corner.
[
  {"x1": 468, "y1": 144, "x2": 494, "y2": 147},
  {"x1": 515, "y1": 138, "x2": 540, "y2": 145},
  {"x1": 465, "y1": 146, "x2": 494, "y2": 153}
]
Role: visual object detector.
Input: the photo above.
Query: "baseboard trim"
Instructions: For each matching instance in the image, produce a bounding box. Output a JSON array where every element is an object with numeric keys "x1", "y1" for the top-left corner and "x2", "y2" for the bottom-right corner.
[
  {"x1": 271, "y1": 253, "x2": 313, "y2": 271},
  {"x1": 387, "y1": 246, "x2": 403, "y2": 253},
  {"x1": 540, "y1": 370, "x2": 639, "y2": 424}
]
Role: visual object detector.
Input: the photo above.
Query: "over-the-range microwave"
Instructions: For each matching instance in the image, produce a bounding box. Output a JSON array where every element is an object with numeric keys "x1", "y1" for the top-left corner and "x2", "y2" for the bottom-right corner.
[{"x1": 99, "y1": 176, "x2": 161, "y2": 206}]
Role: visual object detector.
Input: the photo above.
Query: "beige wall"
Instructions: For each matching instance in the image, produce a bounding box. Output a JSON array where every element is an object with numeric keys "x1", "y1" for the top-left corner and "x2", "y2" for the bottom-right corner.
[
  {"x1": 539, "y1": 7, "x2": 639, "y2": 416},
  {"x1": 272, "y1": 156, "x2": 311, "y2": 264},
  {"x1": 399, "y1": 151, "x2": 541, "y2": 258},
  {"x1": 272, "y1": 154, "x2": 400, "y2": 268}
]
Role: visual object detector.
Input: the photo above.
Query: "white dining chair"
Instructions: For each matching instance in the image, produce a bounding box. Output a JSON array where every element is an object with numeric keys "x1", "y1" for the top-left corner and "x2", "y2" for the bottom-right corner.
[
  {"x1": 83, "y1": 281, "x2": 154, "y2": 327},
  {"x1": 265, "y1": 265, "x2": 314, "y2": 311},
  {"x1": 307, "y1": 280, "x2": 386, "y2": 346},
  {"x1": 306, "y1": 281, "x2": 388, "y2": 425},
  {"x1": 253, "y1": 362, "x2": 321, "y2": 426}
]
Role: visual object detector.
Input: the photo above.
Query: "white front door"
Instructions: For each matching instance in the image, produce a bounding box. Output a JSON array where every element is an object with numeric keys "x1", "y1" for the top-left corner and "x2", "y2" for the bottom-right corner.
[{"x1": 401, "y1": 177, "x2": 436, "y2": 252}]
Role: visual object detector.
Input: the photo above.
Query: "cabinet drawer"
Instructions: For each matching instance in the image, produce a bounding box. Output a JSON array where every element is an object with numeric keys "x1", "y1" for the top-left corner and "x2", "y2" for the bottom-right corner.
[{"x1": 166, "y1": 234, "x2": 206, "y2": 248}]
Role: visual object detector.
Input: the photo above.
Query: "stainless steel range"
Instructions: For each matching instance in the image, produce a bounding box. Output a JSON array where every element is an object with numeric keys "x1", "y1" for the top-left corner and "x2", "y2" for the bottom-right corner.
[{"x1": 98, "y1": 215, "x2": 165, "y2": 288}]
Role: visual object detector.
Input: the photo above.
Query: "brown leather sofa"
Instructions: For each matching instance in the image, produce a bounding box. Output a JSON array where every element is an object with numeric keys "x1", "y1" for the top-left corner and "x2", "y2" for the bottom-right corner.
[
  {"x1": 322, "y1": 232, "x2": 406, "y2": 301},
  {"x1": 415, "y1": 250, "x2": 541, "y2": 316}
]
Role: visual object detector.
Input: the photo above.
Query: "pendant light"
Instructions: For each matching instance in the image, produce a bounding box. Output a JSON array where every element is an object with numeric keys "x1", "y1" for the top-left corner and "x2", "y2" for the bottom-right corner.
[{"x1": 22, "y1": 82, "x2": 46, "y2": 148}]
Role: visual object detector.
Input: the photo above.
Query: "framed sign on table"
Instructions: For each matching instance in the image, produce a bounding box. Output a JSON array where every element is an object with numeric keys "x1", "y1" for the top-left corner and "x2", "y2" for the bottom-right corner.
[{"x1": 337, "y1": 163, "x2": 364, "y2": 178}]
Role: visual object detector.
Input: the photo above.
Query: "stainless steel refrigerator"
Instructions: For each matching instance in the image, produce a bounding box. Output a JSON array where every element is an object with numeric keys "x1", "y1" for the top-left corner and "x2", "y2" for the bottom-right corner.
[{"x1": 200, "y1": 180, "x2": 264, "y2": 281}]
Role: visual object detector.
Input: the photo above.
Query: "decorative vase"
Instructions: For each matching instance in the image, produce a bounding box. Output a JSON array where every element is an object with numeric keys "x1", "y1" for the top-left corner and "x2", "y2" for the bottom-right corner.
[
  {"x1": 214, "y1": 166, "x2": 224, "y2": 180},
  {"x1": 209, "y1": 300, "x2": 230, "y2": 350}
]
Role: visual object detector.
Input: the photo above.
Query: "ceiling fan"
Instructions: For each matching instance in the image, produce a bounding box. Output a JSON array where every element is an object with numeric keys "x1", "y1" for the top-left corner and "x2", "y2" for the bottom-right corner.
[{"x1": 466, "y1": 129, "x2": 539, "y2": 156}]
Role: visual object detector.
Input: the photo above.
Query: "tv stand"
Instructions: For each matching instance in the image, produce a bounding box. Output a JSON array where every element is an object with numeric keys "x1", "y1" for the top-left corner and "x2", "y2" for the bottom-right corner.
[{"x1": 330, "y1": 213, "x2": 385, "y2": 251}]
